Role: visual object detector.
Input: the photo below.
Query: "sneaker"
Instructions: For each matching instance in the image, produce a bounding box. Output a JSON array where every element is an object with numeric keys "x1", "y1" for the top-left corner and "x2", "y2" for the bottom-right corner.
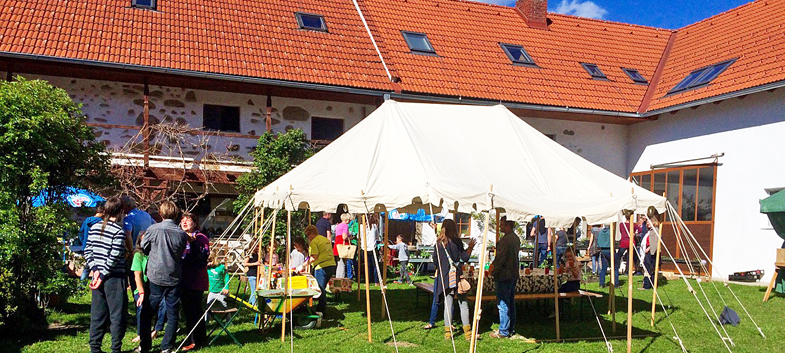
[{"x1": 489, "y1": 331, "x2": 509, "y2": 339}]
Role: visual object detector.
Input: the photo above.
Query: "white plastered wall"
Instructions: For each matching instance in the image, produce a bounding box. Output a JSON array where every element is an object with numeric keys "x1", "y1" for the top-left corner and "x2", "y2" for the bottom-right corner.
[{"x1": 629, "y1": 89, "x2": 785, "y2": 282}]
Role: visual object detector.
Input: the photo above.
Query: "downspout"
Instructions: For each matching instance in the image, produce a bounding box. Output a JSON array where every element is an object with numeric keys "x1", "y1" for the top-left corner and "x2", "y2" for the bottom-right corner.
[{"x1": 351, "y1": 0, "x2": 393, "y2": 82}]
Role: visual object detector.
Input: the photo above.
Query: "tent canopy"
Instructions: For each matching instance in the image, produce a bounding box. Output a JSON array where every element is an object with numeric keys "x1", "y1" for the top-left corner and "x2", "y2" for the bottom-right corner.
[{"x1": 254, "y1": 100, "x2": 665, "y2": 227}]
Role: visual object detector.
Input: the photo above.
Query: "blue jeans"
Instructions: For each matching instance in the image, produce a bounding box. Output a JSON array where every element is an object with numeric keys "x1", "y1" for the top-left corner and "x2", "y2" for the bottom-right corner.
[
  {"x1": 313, "y1": 266, "x2": 335, "y2": 313},
  {"x1": 643, "y1": 252, "x2": 656, "y2": 289},
  {"x1": 555, "y1": 246, "x2": 567, "y2": 266},
  {"x1": 247, "y1": 276, "x2": 257, "y2": 306},
  {"x1": 591, "y1": 253, "x2": 600, "y2": 274},
  {"x1": 614, "y1": 248, "x2": 630, "y2": 285},
  {"x1": 496, "y1": 279, "x2": 516, "y2": 337},
  {"x1": 599, "y1": 249, "x2": 611, "y2": 287},
  {"x1": 134, "y1": 291, "x2": 166, "y2": 336},
  {"x1": 399, "y1": 261, "x2": 411, "y2": 283},
  {"x1": 346, "y1": 259, "x2": 355, "y2": 280},
  {"x1": 537, "y1": 244, "x2": 548, "y2": 266},
  {"x1": 141, "y1": 283, "x2": 181, "y2": 352},
  {"x1": 428, "y1": 280, "x2": 443, "y2": 326}
]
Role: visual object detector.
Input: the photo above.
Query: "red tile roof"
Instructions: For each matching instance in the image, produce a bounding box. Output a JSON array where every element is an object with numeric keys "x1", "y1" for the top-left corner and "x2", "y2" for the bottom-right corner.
[
  {"x1": 648, "y1": 0, "x2": 785, "y2": 111},
  {"x1": 1, "y1": 0, "x2": 784, "y2": 115}
]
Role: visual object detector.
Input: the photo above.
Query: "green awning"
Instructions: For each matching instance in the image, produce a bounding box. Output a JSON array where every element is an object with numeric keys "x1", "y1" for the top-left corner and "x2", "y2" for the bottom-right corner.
[{"x1": 761, "y1": 189, "x2": 785, "y2": 213}]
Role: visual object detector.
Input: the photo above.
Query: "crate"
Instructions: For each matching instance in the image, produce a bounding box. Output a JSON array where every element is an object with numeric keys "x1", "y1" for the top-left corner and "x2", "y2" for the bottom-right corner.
[{"x1": 728, "y1": 270, "x2": 764, "y2": 282}]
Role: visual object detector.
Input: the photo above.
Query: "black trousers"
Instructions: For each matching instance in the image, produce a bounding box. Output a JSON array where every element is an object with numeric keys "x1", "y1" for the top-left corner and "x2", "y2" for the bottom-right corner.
[
  {"x1": 181, "y1": 289, "x2": 206, "y2": 347},
  {"x1": 89, "y1": 276, "x2": 128, "y2": 353},
  {"x1": 643, "y1": 252, "x2": 656, "y2": 289}
]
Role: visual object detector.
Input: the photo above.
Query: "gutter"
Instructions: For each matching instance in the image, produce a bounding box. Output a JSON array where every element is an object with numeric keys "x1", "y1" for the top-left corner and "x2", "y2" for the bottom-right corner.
[
  {"x1": 0, "y1": 52, "x2": 388, "y2": 98},
  {"x1": 642, "y1": 78, "x2": 785, "y2": 116}
]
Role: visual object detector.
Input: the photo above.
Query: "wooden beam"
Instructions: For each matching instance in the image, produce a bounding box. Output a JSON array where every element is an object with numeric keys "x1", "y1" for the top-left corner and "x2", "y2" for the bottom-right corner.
[
  {"x1": 626, "y1": 207, "x2": 635, "y2": 353},
  {"x1": 361, "y1": 214, "x2": 372, "y2": 342},
  {"x1": 469, "y1": 198, "x2": 492, "y2": 353}
]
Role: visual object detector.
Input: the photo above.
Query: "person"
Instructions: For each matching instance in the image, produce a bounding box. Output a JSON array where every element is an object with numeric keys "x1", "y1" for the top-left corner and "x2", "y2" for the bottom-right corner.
[
  {"x1": 333, "y1": 213, "x2": 351, "y2": 278},
  {"x1": 530, "y1": 216, "x2": 551, "y2": 266},
  {"x1": 634, "y1": 215, "x2": 648, "y2": 275},
  {"x1": 433, "y1": 219, "x2": 476, "y2": 340},
  {"x1": 316, "y1": 212, "x2": 332, "y2": 242},
  {"x1": 587, "y1": 226, "x2": 600, "y2": 275},
  {"x1": 388, "y1": 235, "x2": 411, "y2": 284},
  {"x1": 179, "y1": 213, "x2": 210, "y2": 351},
  {"x1": 130, "y1": 233, "x2": 167, "y2": 344},
  {"x1": 614, "y1": 220, "x2": 632, "y2": 284},
  {"x1": 139, "y1": 201, "x2": 187, "y2": 353},
  {"x1": 121, "y1": 196, "x2": 155, "y2": 295},
  {"x1": 595, "y1": 224, "x2": 612, "y2": 287},
  {"x1": 559, "y1": 248, "x2": 582, "y2": 293},
  {"x1": 360, "y1": 214, "x2": 380, "y2": 284},
  {"x1": 554, "y1": 227, "x2": 568, "y2": 265},
  {"x1": 490, "y1": 216, "x2": 521, "y2": 339},
  {"x1": 297, "y1": 225, "x2": 336, "y2": 316},
  {"x1": 206, "y1": 253, "x2": 230, "y2": 310},
  {"x1": 641, "y1": 215, "x2": 660, "y2": 290},
  {"x1": 290, "y1": 237, "x2": 308, "y2": 271},
  {"x1": 243, "y1": 248, "x2": 261, "y2": 307},
  {"x1": 346, "y1": 218, "x2": 359, "y2": 280},
  {"x1": 78, "y1": 206, "x2": 104, "y2": 281},
  {"x1": 84, "y1": 197, "x2": 128, "y2": 353},
  {"x1": 263, "y1": 243, "x2": 279, "y2": 266}
]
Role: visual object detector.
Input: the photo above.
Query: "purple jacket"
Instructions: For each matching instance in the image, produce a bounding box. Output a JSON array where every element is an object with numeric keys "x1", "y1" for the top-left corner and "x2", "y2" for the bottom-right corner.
[{"x1": 181, "y1": 230, "x2": 210, "y2": 291}]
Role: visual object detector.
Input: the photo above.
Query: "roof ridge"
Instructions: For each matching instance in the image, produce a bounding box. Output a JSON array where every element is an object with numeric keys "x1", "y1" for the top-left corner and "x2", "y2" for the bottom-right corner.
[
  {"x1": 677, "y1": 0, "x2": 761, "y2": 31},
  {"x1": 546, "y1": 12, "x2": 669, "y2": 32}
]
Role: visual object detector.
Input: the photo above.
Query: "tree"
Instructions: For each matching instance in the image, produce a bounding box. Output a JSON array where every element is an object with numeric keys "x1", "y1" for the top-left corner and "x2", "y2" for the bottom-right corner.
[{"x1": 0, "y1": 77, "x2": 111, "y2": 331}]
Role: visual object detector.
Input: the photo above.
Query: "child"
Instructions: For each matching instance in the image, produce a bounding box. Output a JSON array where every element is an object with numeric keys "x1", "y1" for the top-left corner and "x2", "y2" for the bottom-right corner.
[
  {"x1": 290, "y1": 237, "x2": 308, "y2": 272},
  {"x1": 130, "y1": 233, "x2": 167, "y2": 343},
  {"x1": 207, "y1": 253, "x2": 231, "y2": 310},
  {"x1": 559, "y1": 248, "x2": 582, "y2": 293},
  {"x1": 388, "y1": 235, "x2": 411, "y2": 284}
]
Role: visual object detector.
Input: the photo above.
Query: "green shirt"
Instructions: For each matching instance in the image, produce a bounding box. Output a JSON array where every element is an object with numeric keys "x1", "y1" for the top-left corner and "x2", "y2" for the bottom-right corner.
[
  {"x1": 130, "y1": 252, "x2": 148, "y2": 295},
  {"x1": 207, "y1": 264, "x2": 230, "y2": 293},
  {"x1": 309, "y1": 235, "x2": 336, "y2": 270}
]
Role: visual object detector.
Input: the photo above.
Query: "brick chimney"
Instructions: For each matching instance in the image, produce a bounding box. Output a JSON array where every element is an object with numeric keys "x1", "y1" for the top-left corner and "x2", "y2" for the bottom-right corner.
[{"x1": 516, "y1": 0, "x2": 549, "y2": 30}]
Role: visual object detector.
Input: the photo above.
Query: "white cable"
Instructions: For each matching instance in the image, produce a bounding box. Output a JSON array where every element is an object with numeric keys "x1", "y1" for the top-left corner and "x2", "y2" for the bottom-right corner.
[
  {"x1": 364, "y1": 210, "x2": 400, "y2": 353},
  {"x1": 429, "y1": 199, "x2": 457, "y2": 353},
  {"x1": 586, "y1": 295, "x2": 613, "y2": 352}
]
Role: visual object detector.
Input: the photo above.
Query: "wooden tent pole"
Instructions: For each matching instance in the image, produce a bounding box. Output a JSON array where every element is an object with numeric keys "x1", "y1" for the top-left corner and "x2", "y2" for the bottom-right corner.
[
  {"x1": 469, "y1": 192, "x2": 492, "y2": 353},
  {"x1": 381, "y1": 213, "x2": 389, "y2": 318},
  {"x1": 552, "y1": 225, "x2": 561, "y2": 341},
  {"x1": 650, "y1": 219, "x2": 664, "y2": 326},
  {"x1": 266, "y1": 210, "x2": 278, "y2": 290},
  {"x1": 609, "y1": 222, "x2": 617, "y2": 333},
  {"x1": 361, "y1": 214, "x2": 373, "y2": 342},
  {"x1": 281, "y1": 209, "x2": 291, "y2": 342},
  {"x1": 495, "y1": 211, "x2": 500, "y2": 244},
  {"x1": 626, "y1": 195, "x2": 635, "y2": 353}
]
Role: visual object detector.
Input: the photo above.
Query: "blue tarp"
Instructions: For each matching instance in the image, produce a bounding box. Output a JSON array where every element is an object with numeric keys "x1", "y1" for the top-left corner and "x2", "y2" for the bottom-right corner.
[
  {"x1": 388, "y1": 208, "x2": 445, "y2": 222},
  {"x1": 32, "y1": 187, "x2": 105, "y2": 208}
]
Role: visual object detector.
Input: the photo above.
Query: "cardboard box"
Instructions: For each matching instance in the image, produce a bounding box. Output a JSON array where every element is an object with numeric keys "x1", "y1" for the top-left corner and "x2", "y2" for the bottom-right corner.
[{"x1": 777, "y1": 248, "x2": 785, "y2": 265}]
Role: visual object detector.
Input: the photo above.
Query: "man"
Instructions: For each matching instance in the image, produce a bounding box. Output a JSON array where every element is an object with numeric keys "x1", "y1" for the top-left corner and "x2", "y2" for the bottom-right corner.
[
  {"x1": 139, "y1": 201, "x2": 187, "y2": 353},
  {"x1": 78, "y1": 206, "x2": 104, "y2": 282},
  {"x1": 121, "y1": 196, "x2": 155, "y2": 293},
  {"x1": 530, "y1": 215, "x2": 551, "y2": 266},
  {"x1": 595, "y1": 224, "x2": 612, "y2": 287},
  {"x1": 297, "y1": 225, "x2": 337, "y2": 316},
  {"x1": 490, "y1": 216, "x2": 521, "y2": 339},
  {"x1": 315, "y1": 212, "x2": 332, "y2": 242}
]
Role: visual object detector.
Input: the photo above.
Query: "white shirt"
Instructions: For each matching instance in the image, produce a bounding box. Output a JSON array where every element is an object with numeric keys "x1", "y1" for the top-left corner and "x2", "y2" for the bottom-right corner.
[
  {"x1": 362, "y1": 224, "x2": 379, "y2": 251},
  {"x1": 290, "y1": 249, "x2": 306, "y2": 269}
]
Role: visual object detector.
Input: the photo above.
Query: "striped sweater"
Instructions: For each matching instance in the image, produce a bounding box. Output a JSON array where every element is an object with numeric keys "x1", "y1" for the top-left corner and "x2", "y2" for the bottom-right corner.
[{"x1": 84, "y1": 220, "x2": 127, "y2": 279}]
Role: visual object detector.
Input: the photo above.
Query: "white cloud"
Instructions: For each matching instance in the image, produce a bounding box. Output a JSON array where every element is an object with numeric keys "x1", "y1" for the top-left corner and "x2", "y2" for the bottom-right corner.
[
  {"x1": 472, "y1": 0, "x2": 516, "y2": 6},
  {"x1": 553, "y1": 0, "x2": 608, "y2": 19}
]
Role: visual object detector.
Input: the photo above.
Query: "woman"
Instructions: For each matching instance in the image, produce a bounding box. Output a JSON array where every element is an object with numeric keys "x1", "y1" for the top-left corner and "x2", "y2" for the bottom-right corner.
[
  {"x1": 333, "y1": 213, "x2": 352, "y2": 278},
  {"x1": 433, "y1": 219, "x2": 476, "y2": 340},
  {"x1": 84, "y1": 197, "x2": 128, "y2": 353},
  {"x1": 179, "y1": 213, "x2": 210, "y2": 351},
  {"x1": 297, "y1": 225, "x2": 337, "y2": 316},
  {"x1": 362, "y1": 214, "x2": 380, "y2": 284}
]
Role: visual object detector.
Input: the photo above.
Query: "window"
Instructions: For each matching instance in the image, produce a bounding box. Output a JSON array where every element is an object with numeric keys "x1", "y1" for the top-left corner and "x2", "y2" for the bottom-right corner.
[
  {"x1": 131, "y1": 0, "x2": 156, "y2": 9},
  {"x1": 622, "y1": 68, "x2": 648, "y2": 84},
  {"x1": 401, "y1": 31, "x2": 436, "y2": 55},
  {"x1": 581, "y1": 63, "x2": 607, "y2": 79},
  {"x1": 295, "y1": 12, "x2": 328, "y2": 32},
  {"x1": 203, "y1": 104, "x2": 240, "y2": 132},
  {"x1": 311, "y1": 117, "x2": 343, "y2": 141},
  {"x1": 500, "y1": 43, "x2": 535, "y2": 65},
  {"x1": 455, "y1": 212, "x2": 471, "y2": 237},
  {"x1": 668, "y1": 59, "x2": 736, "y2": 94}
]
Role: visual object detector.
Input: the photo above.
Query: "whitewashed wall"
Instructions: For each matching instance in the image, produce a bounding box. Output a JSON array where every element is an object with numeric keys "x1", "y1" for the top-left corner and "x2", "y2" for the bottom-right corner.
[
  {"x1": 14, "y1": 73, "x2": 375, "y2": 160},
  {"x1": 629, "y1": 89, "x2": 785, "y2": 282},
  {"x1": 521, "y1": 116, "x2": 630, "y2": 177}
]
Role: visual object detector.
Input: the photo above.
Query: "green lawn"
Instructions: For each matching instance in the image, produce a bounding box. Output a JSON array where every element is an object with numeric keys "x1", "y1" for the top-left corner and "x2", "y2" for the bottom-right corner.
[{"x1": 6, "y1": 275, "x2": 783, "y2": 353}]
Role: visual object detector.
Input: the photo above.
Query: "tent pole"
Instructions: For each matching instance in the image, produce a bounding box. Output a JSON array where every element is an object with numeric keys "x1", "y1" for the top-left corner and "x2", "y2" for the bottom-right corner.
[
  {"x1": 381, "y1": 213, "x2": 389, "y2": 318},
  {"x1": 361, "y1": 214, "x2": 373, "y2": 342},
  {"x1": 257, "y1": 207, "x2": 264, "y2": 288},
  {"x1": 495, "y1": 211, "x2": 500, "y2": 244},
  {"x1": 626, "y1": 198, "x2": 635, "y2": 353},
  {"x1": 469, "y1": 198, "x2": 492, "y2": 353},
  {"x1": 650, "y1": 219, "x2": 664, "y2": 326},
  {"x1": 609, "y1": 222, "x2": 617, "y2": 333},
  {"x1": 282, "y1": 209, "x2": 291, "y2": 342},
  {"x1": 552, "y1": 226, "x2": 561, "y2": 341},
  {"x1": 266, "y1": 210, "x2": 278, "y2": 290}
]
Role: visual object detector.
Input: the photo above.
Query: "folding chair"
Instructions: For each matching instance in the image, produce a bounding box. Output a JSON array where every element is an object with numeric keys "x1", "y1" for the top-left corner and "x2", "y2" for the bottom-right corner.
[{"x1": 205, "y1": 275, "x2": 252, "y2": 347}]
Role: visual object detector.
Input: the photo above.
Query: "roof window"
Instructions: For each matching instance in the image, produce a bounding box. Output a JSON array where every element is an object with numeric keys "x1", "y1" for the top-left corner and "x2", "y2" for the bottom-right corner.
[
  {"x1": 669, "y1": 59, "x2": 736, "y2": 94},
  {"x1": 622, "y1": 68, "x2": 648, "y2": 84},
  {"x1": 500, "y1": 43, "x2": 535, "y2": 66},
  {"x1": 581, "y1": 63, "x2": 607, "y2": 79},
  {"x1": 131, "y1": 0, "x2": 156, "y2": 10},
  {"x1": 401, "y1": 31, "x2": 436, "y2": 55},
  {"x1": 296, "y1": 12, "x2": 328, "y2": 32}
]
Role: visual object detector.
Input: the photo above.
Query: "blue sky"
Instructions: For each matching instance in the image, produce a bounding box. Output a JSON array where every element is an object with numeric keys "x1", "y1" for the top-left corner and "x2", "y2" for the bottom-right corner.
[{"x1": 478, "y1": 0, "x2": 752, "y2": 29}]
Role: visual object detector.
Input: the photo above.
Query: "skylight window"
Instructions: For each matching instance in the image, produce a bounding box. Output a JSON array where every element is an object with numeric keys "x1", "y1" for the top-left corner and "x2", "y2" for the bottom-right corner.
[
  {"x1": 131, "y1": 0, "x2": 156, "y2": 9},
  {"x1": 622, "y1": 68, "x2": 648, "y2": 84},
  {"x1": 296, "y1": 12, "x2": 328, "y2": 32},
  {"x1": 401, "y1": 31, "x2": 436, "y2": 55},
  {"x1": 500, "y1": 43, "x2": 535, "y2": 65},
  {"x1": 581, "y1": 63, "x2": 607, "y2": 79},
  {"x1": 668, "y1": 59, "x2": 736, "y2": 94}
]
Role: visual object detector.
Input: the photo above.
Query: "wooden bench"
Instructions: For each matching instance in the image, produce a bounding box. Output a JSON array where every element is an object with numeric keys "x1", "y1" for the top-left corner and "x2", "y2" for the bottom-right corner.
[{"x1": 414, "y1": 281, "x2": 603, "y2": 318}]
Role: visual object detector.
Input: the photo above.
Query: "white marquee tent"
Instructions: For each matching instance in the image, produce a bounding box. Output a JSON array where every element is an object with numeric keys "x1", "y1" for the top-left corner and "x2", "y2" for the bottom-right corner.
[{"x1": 253, "y1": 100, "x2": 665, "y2": 226}]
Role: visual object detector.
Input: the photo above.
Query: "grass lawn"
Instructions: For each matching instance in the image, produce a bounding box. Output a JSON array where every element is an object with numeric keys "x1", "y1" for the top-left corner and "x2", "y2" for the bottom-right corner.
[{"x1": 5, "y1": 274, "x2": 783, "y2": 353}]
